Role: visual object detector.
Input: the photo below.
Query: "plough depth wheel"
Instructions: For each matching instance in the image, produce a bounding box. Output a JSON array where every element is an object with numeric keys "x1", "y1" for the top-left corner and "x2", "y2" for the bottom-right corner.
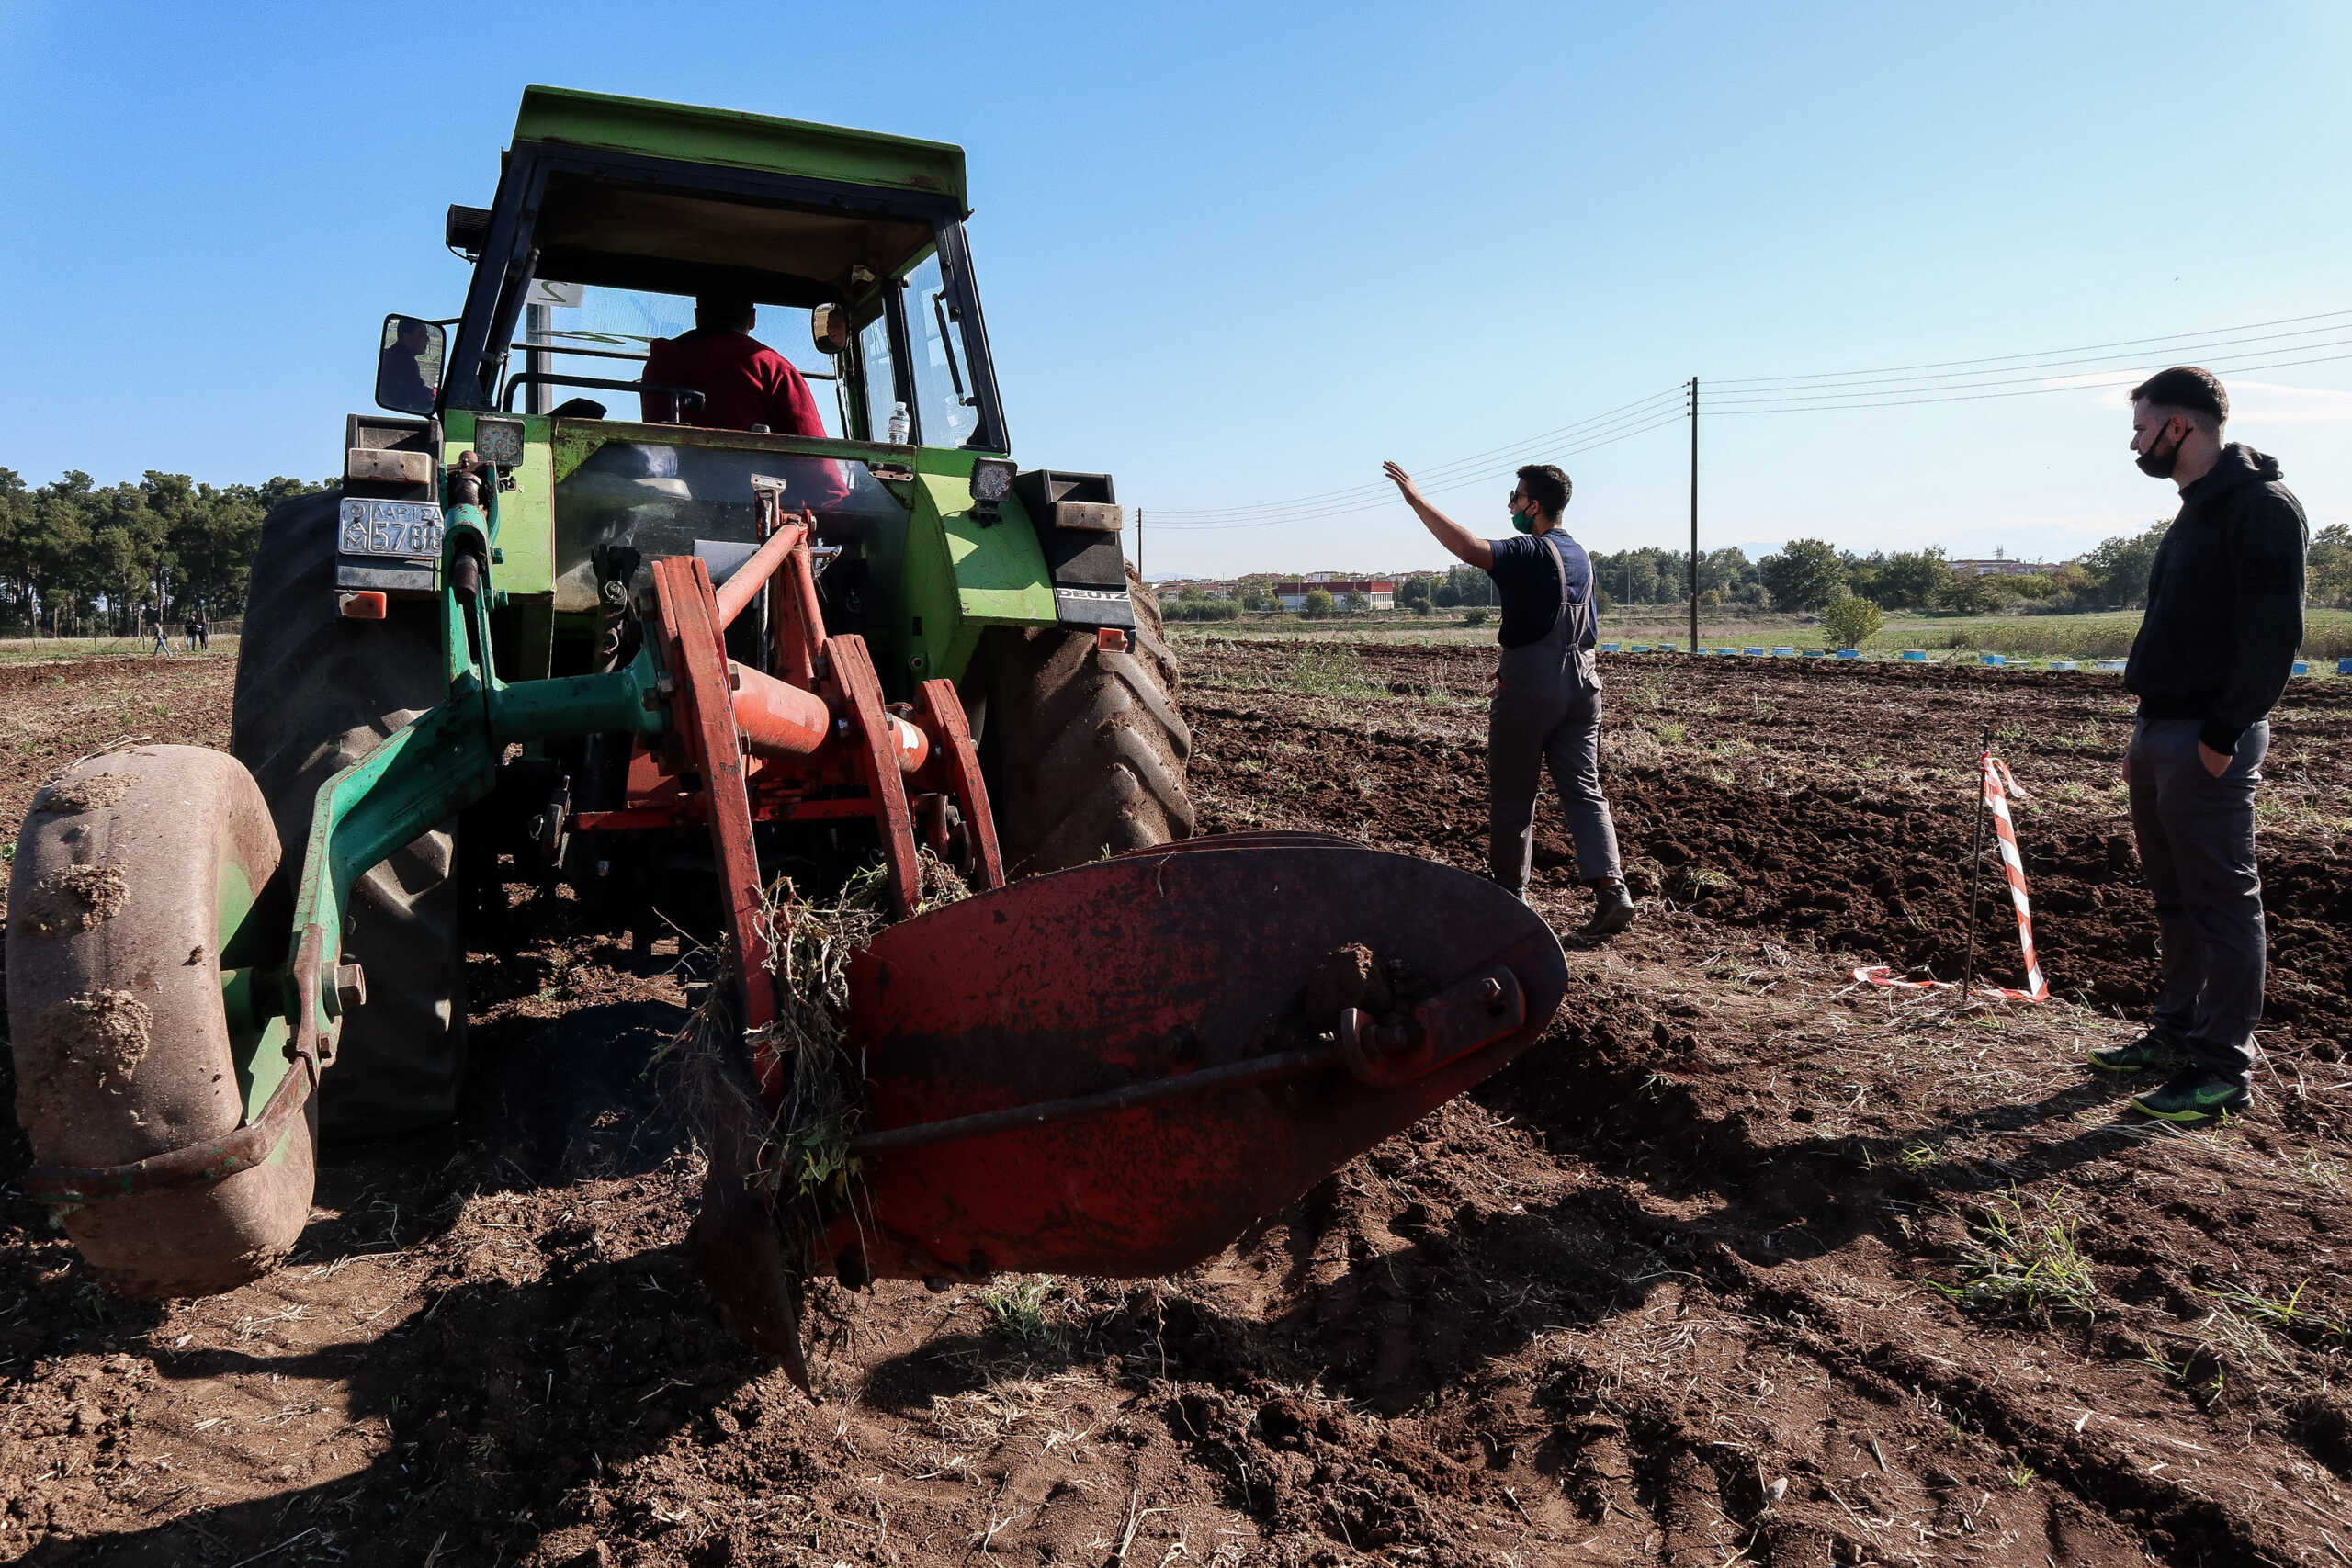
[{"x1": 7, "y1": 747, "x2": 315, "y2": 1297}]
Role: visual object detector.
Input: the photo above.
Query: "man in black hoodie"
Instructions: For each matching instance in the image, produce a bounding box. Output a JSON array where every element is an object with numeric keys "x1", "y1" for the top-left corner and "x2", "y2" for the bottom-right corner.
[{"x1": 2090, "y1": 367, "x2": 2307, "y2": 1122}]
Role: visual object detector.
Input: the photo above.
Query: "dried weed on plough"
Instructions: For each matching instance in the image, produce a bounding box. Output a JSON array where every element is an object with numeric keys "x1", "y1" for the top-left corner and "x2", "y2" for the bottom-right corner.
[{"x1": 657, "y1": 852, "x2": 971, "y2": 1264}]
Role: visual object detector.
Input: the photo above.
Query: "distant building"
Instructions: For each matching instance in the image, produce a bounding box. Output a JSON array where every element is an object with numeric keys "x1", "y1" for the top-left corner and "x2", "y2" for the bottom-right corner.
[
  {"x1": 1950, "y1": 558, "x2": 2064, "y2": 578},
  {"x1": 1275, "y1": 580, "x2": 1394, "y2": 611},
  {"x1": 1154, "y1": 578, "x2": 1238, "y2": 603}
]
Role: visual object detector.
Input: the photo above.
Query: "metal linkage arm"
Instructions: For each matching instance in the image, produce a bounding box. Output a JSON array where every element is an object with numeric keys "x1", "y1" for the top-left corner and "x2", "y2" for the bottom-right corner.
[{"x1": 277, "y1": 506, "x2": 668, "y2": 1077}]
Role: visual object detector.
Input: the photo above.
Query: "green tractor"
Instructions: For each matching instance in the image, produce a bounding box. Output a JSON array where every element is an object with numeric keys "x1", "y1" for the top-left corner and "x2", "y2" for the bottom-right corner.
[
  {"x1": 7, "y1": 90, "x2": 1566, "y2": 1353},
  {"x1": 249, "y1": 86, "x2": 1193, "y2": 1140}
]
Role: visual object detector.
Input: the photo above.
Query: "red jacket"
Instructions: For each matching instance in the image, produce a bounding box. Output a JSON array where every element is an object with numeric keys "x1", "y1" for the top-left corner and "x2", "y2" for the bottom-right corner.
[{"x1": 640, "y1": 330, "x2": 828, "y2": 435}]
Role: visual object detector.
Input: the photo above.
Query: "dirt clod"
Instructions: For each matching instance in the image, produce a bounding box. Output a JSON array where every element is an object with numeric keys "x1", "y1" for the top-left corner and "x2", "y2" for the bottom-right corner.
[
  {"x1": 30, "y1": 987, "x2": 154, "y2": 1084},
  {"x1": 1302, "y1": 941, "x2": 1394, "y2": 1028},
  {"x1": 21, "y1": 863, "x2": 129, "y2": 933},
  {"x1": 36, "y1": 772, "x2": 133, "y2": 814}
]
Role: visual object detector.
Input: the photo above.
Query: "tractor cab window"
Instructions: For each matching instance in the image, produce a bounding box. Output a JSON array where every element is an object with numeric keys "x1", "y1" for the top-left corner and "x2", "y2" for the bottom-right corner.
[
  {"x1": 856, "y1": 303, "x2": 900, "y2": 444},
  {"x1": 508, "y1": 286, "x2": 846, "y2": 434},
  {"x1": 904, "y1": 253, "x2": 979, "y2": 449}
]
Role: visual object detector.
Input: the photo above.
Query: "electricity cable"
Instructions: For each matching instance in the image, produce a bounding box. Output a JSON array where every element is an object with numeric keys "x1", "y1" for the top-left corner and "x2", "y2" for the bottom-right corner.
[
  {"x1": 1710, "y1": 307, "x2": 2352, "y2": 389},
  {"x1": 1703, "y1": 333, "x2": 2352, "y2": 406},
  {"x1": 1153, "y1": 386, "x2": 1684, "y2": 520},
  {"x1": 1152, "y1": 410, "x2": 1690, "y2": 531},
  {"x1": 1144, "y1": 304, "x2": 2352, "y2": 544},
  {"x1": 1706, "y1": 345, "x2": 2352, "y2": 415},
  {"x1": 1150, "y1": 395, "x2": 1685, "y2": 528},
  {"x1": 1150, "y1": 391, "x2": 1683, "y2": 524}
]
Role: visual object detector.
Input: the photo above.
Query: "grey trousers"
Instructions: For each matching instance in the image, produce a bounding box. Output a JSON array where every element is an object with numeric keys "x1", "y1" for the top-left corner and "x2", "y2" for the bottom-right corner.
[
  {"x1": 2125, "y1": 716, "x2": 2268, "y2": 1083},
  {"x1": 1488, "y1": 676, "x2": 1622, "y2": 899}
]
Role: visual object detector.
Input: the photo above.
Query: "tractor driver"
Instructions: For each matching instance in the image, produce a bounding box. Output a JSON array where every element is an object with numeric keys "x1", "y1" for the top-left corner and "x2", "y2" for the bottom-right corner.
[
  {"x1": 378, "y1": 316, "x2": 437, "y2": 412},
  {"x1": 640, "y1": 294, "x2": 830, "y2": 437}
]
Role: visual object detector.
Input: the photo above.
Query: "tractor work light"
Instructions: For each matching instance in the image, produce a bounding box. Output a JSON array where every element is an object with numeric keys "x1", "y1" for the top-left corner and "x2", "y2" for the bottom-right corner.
[
  {"x1": 969, "y1": 457, "x2": 1015, "y2": 505},
  {"x1": 472, "y1": 417, "x2": 526, "y2": 468}
]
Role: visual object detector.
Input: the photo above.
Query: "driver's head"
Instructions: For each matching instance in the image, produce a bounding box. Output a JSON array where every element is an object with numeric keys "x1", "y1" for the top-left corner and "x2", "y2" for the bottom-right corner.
[
  {"x1": 695, "y1": 293, "x2": 758, "y2": 334},
  {"x1": 393, "y1": 316, "x2": 431, "y2": 352}
]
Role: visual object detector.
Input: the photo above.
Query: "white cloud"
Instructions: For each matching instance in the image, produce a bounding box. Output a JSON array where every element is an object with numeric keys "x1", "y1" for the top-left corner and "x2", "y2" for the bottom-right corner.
[
  {"x1": 2041, "y1": 374, "x2": 2352, "y2": 423},
  {"x1": 2221, "y1": 380, "x2": 2352, "y2": 424}
]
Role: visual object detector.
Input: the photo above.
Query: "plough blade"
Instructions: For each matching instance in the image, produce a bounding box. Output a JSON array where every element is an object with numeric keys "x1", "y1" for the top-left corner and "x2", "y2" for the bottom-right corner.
[{"x1": 826, "y1": 841, "x2": 1568, "y2": 1283}]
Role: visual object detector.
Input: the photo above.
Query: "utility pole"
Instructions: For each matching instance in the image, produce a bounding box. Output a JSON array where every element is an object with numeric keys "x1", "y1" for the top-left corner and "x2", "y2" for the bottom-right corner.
[
  {"x1": 1688, "y1": 377, "x2": 1700, "y2": 655},
  {"x1": 1137, "y1": 507, "x2": 1145, "y2": 587}
]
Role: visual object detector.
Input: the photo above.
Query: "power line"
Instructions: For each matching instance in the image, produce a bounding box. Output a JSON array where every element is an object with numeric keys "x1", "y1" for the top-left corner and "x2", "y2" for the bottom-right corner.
[
  {"x1": 1707, "y1": 345, "x2": 2352, "y2": 415},
  {"x1": 1151, "y1": 390, "x2": 1684, "y2": 525},
  {"x1": 1703, "y1": 332, "x2": 2352, "y2": 406},
  {"x1": 1152, "y1": 409, "x2": 1690, "y2": 531},
  {"x1": 1153, "y1": 386, "x2": 1684, "y2": 521},
  {"x1": 1142, "y1": 304, "x2": 2352, "y2": 545},
  {"x1": 1151, "y1": 397, "x2": 1687, "y2": 531},
  {"x1": 1710, "y1": 306, "x2": 2352, "y2": 389}
]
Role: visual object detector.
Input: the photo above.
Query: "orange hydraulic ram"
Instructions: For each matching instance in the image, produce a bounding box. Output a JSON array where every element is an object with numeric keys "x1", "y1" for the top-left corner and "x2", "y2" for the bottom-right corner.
[{"x1": 728, "y1": 661, "x2": 931, "y2": 773}]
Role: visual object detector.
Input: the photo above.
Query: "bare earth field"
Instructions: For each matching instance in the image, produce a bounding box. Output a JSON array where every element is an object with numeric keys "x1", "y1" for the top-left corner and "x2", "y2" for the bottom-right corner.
[{"x1": 4, "y1": 645, "x2": 2352, "y2": 1567}]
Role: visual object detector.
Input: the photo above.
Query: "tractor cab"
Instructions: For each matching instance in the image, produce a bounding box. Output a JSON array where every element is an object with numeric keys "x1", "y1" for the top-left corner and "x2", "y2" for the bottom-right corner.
[
  {"x1": 353, "y1": 86, "x2": 1122, "y2": 695},
  {"x1": 429, "y1": 96, "x2": 1006, "y2": 454}
]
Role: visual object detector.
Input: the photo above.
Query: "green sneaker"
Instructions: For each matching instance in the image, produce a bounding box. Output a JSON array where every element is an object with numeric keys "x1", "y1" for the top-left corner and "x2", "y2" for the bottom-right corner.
[
  {"x1": 2130, "y1": 1069, "x2": 2252, "y2": 1122},
  {"x1": 2088, "y1": 1030, "x2": 2185, "y2": 1074}
]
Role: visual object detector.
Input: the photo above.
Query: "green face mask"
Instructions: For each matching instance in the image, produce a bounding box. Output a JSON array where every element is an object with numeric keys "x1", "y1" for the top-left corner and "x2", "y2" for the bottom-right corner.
[{"x1": 1510, "y1": 501, "x2": 1536, "y2": 535}]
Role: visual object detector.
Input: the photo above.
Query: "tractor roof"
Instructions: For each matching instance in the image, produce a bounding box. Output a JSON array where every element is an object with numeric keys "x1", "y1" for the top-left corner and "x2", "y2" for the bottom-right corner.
[{"x1": 514, "y1": 86, "x2": 968, "y2": 215}]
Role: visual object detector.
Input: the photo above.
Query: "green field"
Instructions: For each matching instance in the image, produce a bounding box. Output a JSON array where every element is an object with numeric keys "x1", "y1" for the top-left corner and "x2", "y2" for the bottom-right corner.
[{"x1": 1170, "y1": 606, "x2": 2352, "y2": 668}]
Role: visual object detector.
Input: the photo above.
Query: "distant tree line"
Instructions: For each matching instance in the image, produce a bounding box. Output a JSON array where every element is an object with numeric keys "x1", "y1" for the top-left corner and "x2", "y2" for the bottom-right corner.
[
  {"x1": 1594, "y1": 523, "x2": 2352, "y2": 616},
  {"x1": 1171, "y1": 513, "x2": 2352, "y2": 626},
  {"x1": 0, "y1": 468, "x2": 333, "y2": 635}
]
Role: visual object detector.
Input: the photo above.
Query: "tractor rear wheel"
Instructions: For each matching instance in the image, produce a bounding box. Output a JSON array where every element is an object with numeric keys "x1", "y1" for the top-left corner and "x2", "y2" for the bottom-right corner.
[
  {"x1": 232, "y1": 491, "x2": 467, "y2": 1140},
  {"x1": 979, "y1": 562, "x2": 1193, "y2": 876},
  {"x1": 6, "y1": 747, "x2": 314, "y2": 1296}
]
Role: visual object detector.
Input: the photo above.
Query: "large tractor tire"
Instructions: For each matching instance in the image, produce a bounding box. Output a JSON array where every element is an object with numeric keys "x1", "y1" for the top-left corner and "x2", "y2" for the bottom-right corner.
[
  {"x1": 7, "y1": 747, "x2": 315, "y2": 1296},
  {"x1": 981, "y1": 562, "x2": 1194, "y2": 876},
  {"x1": 232, "y1": 491, "x2": 467, "y2": 1141}
]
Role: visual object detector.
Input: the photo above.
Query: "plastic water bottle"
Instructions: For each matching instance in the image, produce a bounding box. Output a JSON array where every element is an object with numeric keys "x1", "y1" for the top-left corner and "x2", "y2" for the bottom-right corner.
[{"x1": 887, "y1": 401, "x2": 910, "y2": 444}]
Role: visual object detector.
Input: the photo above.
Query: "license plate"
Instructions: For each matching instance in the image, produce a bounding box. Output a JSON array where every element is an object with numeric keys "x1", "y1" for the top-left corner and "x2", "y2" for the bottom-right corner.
[{"x1": 337, "y1": 499, "x2": 445, "y2": 559}]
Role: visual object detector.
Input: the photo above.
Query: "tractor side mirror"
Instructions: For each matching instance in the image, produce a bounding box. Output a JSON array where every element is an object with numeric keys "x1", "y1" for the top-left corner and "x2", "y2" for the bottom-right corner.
[
  {"x1": 812, "y1": 304, "x2": 851, "y2": 356},
  {"x1": 376, "y1": 315, "x2": 446, "y2": 415}
]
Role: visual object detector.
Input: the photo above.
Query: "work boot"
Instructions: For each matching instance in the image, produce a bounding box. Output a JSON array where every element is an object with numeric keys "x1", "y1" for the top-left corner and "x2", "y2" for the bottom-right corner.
[
  {"x1": 2087, "y1": 1029, "x2": 2186, "y2": 1074},
  {"x1": 1580, "y1": 878, "x2": 1636, "y2": 939},
  {"x1": 2129, "y1": 1068, "x2": 2253, "y2": 1123}
]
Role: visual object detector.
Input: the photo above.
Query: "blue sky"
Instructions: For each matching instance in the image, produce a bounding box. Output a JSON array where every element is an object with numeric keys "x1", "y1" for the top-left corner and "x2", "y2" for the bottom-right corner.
[{"x1": 5, "y1": 1, "x2": 2347, "y2": 579}]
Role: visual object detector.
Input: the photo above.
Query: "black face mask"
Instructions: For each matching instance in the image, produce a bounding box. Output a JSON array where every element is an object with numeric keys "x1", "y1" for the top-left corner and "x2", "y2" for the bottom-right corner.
[{"x1": 2135, "y1": 419, "x2": 2184, "y2": 479}]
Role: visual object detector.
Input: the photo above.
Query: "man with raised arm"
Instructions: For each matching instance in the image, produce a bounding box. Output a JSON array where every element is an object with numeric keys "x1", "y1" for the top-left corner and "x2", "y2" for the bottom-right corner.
[
  {"x1": 1383, "y1": 460, "x2": 1634, "y2": 939},
  {"x1": 2092, "y1": 367, "x2": 2308, "y2": 1122}
]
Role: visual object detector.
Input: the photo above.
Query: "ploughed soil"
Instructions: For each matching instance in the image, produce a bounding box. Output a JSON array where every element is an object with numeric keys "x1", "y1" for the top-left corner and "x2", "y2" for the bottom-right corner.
[{"x1": 6, "y1": 642, "x2": 2352, "y2": 1567}]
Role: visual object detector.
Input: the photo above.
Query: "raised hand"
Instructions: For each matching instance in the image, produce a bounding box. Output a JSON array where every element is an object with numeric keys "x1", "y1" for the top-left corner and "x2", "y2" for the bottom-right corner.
[{"x1": 1382, "y1": 461, "x2": 1423, "y2": 507}]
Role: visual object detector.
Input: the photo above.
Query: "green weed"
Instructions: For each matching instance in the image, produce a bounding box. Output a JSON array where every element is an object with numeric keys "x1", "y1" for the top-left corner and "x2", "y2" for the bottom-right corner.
[
  {"x1": 1937, "y1": 1190, "x2": 2097, "y2": 1320},
  {"x1": 978, "y1": 1277, "x2": 1057, "y2": 1344},
  {"x1": 1279, "y1": 644, "x2": 1382, "y2": 699}
]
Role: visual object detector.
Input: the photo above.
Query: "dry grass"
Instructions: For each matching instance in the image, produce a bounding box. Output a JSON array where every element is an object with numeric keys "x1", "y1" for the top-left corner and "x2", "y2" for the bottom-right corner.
[{"x1": 656, "y1": 853, "x2": 969, "y2": 1258}]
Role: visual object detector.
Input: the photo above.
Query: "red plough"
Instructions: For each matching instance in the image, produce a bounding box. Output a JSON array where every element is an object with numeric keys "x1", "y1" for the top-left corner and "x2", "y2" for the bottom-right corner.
[{"x1": 586, "y1": 480, "x2": 1567, "y2": 1375}]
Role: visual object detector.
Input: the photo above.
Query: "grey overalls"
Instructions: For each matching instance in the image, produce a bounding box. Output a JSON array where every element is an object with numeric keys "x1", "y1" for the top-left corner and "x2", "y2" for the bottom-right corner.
[{"x1": 1487, "y1": 531, "x2": 1622, "y2": 899}]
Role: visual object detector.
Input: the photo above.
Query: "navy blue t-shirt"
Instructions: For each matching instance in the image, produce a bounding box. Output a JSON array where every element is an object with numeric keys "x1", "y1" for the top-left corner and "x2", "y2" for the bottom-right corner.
[{"x1": 1487, "y1": 531, "x2": 1595, "y2": 649}]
